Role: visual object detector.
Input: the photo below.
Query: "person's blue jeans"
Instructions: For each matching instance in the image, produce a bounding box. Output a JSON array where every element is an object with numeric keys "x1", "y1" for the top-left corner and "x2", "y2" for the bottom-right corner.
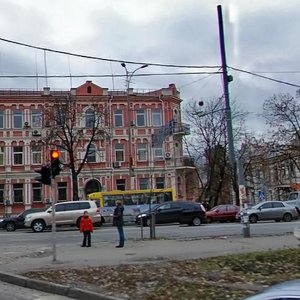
[{"x1": 117, "y1": 225, "x2": 125, "y2": 246}]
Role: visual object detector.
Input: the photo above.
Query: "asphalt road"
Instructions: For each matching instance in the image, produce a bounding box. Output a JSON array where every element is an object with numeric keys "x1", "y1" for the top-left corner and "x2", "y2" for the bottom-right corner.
[{"x1": 0, "y1": 220, "x2": 299, "y2": 249}]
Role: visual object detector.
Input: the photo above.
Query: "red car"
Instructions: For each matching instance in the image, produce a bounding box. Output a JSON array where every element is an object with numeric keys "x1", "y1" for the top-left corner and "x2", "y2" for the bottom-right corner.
[{"x1": 206, "y1": 204, "x2": 240, "y2": 223}]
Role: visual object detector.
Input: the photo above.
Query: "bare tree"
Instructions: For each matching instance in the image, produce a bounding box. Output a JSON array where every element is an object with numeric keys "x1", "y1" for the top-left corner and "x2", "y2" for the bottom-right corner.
[
  {"x1": 263, "y1": 91, "x2": 300, "y2": 172},
  {"x1": 43, "y1": 95, "x2": 109, "y2": 201},
  {"x1": 183, "y1": 97, "x2": 246, "y2": 206}
]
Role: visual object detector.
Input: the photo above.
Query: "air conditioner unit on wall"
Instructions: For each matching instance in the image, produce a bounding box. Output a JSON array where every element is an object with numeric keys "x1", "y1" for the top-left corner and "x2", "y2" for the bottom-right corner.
[
  {"x1": 32, "y1": 129, "x2": 41, "y2": 136},
  {"x1": 165, "y1": 152, "x2": 172, "y2": 159},
  {"x1": 113, "y1": 161, "x2": 121, "y2": 168}
]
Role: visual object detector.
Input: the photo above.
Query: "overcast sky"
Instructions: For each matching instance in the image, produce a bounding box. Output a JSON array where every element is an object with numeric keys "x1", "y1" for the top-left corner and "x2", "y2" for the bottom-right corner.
[{"x1": 0, "y1": 0, "x2": 299, "y2": 135}]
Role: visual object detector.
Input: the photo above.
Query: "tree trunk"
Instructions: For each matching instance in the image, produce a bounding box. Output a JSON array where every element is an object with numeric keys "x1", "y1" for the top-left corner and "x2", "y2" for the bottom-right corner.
[{"x1": 72, "y1": 171, "x2": 79, "y2": 201}]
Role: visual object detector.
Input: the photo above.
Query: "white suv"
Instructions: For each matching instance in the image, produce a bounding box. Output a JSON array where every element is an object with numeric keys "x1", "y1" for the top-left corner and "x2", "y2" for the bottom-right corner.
[{"x1": 24, "y1": 200, "x2": 102, "y2": 232}]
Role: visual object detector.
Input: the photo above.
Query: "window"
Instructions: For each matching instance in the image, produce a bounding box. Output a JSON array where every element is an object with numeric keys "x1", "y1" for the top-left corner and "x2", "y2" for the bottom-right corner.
[
  {"x1": 272, "y1": 202, "x2": 284, "y2": 208},
  {"x1": 0, "y1": 146, "x2": 4, "y2": 165},
  {"x1": 137, "y1": 143, "x2": 147, "y2": 161},
  {"x1": 152, "y1": 109, "x2": 162, "y2": 127},
  {"x1": 260, "y1": 202, "x2": 272, "y2": 209},
  {"x1": 153, "y1": 147, "x2": 163, "y2": 160},
  {"x1": 57, "y1": 182, "x2": 67, "y2": 201},
  {"x1": 0, "y1": 110, "x2": 4, "y2": 128},
  {"x1": 32, "y1": 110, "x2": 42, "y2": 127},
  {"x1": 115, "y1": 143, "x2": 124, "y2": 162},
  {"x1": 85, "y1": 108, "x2": 95, "y2": 128},
  {"x1": 56, "y1": 106, "x2": 66, "y2": 126},
  {"x1": 13, "y1": 110, "x2": 23, "y2": 129},
  {"x1": 0, "y1": 184, "x2": 4, "y2": 203},
  {"x1": 156, "y1": 177, "x2": 165, "y2": 189},
  {"x1": 87, "y1": 144, "x2": 96, "y2": 163},
  {"x1": 114, "y1": 109, "x2": 123, "y2": 127},
  {"x1": 136, "y1": 109, "x2": 146, "y2": 127},
  {"x1": 13, "y1": 183, "x2": 23, "y2": 203},
  {"x1": 13, "y1": 146, "x2": 23, "y2": 165},
  {"x1": 139, "y1": 178, "x2": 149, "y2": 189},
  {"x1": 55, "y1": 203, "x2": 65, "y2": 212},
  {"x1": 79, "y1": 202, "x2": 91, "y2": 209},
  {"x1": 157, "y1": 203, "x2": 171, "y2": 210},
  {"x1": 116, "y1": 179, "x2": 126, "y2": 191},
  {"x1": 32, "y1": 183, "x2": 42, "y2": 202},
  {"x1": 58, "y1": 148, "x2": 67, "y2": 163},
  {"x1": 32, "y1": 145, "x2": 42, "y2": 164}
]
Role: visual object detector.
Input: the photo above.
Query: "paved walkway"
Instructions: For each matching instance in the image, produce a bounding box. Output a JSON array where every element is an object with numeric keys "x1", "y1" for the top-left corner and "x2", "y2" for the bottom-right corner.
[
  {"x1": 1, "y1": 234, "x2": 299, "y2": 274},
  {"x1": 0, "y1": 234, "x2": 299, "y2": 299}
]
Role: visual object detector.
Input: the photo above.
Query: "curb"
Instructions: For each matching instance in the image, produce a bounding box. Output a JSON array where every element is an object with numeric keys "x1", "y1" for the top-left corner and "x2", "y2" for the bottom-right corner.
[{"x1": 0, "y1": 271, "x2": 123, "y2": 300}]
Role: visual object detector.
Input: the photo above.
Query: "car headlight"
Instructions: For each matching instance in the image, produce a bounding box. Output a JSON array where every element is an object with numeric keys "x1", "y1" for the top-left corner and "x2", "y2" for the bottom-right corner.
[
  {"x1": 25, "y1": 215, "x2": 32, "y2": 221},
  {"x1": 137, "y1": 213, "x2": 147, "y2": 218}
]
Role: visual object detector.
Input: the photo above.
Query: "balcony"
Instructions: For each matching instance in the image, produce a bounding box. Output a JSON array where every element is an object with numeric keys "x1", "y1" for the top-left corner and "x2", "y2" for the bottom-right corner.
[{"x1": 172, "y1": 123, "x2": 191, "y2": 135}]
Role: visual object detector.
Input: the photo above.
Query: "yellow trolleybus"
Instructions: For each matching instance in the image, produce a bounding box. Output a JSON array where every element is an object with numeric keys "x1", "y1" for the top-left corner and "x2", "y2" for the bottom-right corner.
[{"x1": 88, "y1": 188, "x2": 176, "y2": 223}]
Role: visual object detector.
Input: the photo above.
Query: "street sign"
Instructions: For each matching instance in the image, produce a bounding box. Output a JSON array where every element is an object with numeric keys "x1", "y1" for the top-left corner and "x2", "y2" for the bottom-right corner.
[{"x1": 258, "y1": 190, "x2": 265, "y2": 201}]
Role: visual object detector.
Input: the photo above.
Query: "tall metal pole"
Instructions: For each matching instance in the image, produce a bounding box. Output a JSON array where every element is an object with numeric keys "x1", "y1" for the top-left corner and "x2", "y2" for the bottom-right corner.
[
  {"x1": 50, "y1": 179, "x2": 57, "y2": 262},
  {"x1": 217, "y1": 5, "x2": 238, "y2": 205},
  {"x1": 121, "y1": 63, "x2": 148, "y2": 190}
]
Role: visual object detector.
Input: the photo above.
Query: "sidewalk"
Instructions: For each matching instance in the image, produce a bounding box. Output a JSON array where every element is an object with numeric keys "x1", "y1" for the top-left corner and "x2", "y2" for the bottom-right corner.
[
  {"x1": 1, "y1": 234, "x2": 299, "y2": 274},
  {"x1": 0, "y1": 234, "x2": 299, "y2": 299}
]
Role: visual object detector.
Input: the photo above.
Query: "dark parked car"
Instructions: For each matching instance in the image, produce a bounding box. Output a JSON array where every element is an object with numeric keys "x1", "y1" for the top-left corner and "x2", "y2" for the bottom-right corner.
[
  {"x1": 206, "y1": 204, "x2": 240, "y2": 223},
  {"x1": 0, "y1": 208, "x2": 46, "y2": 231},
  {"x1": 135, "y1": 201, "x2": 206, "y2": 226}
]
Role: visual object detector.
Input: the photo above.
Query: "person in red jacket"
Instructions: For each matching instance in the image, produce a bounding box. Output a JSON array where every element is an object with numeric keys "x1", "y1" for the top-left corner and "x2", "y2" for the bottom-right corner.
[{"x1": 80, "y1": 211, "x2": 94, "y2": 247}]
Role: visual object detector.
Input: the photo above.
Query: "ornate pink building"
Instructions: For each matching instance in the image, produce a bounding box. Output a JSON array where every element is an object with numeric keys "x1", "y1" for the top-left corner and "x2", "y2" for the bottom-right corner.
[{"x1": 0, "y1": 81, "x2": 196, "y2": 215}]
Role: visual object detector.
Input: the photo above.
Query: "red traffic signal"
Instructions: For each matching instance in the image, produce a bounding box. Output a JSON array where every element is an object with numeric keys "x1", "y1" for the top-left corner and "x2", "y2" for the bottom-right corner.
[
  {"x1": 51, "y1": 150, "x2": 60, "y2": 160},
  {"x1": 50, "y1": 150, "x2": 61, "y2": 178}
]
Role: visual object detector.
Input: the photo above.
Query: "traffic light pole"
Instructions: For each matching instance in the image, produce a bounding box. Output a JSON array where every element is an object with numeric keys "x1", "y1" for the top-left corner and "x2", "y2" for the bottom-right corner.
[{"x1": 50, "y1": 177, "x2": 57, "y2": 262}]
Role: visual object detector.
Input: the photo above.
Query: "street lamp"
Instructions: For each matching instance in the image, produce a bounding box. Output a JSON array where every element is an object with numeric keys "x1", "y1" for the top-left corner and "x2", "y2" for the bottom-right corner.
[{"x1": 121, "y1": 62, "x2": 148, "y2": 189}]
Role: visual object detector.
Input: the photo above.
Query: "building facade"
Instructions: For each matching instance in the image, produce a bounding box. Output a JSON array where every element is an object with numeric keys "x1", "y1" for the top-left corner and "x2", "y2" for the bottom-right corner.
[{"x1": 0, "y1": 81, "x2": 196, "y2": 215}]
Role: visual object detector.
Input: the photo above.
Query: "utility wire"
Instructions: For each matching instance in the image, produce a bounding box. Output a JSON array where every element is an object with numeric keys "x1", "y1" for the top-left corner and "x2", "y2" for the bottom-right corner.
[
  {"x1": 0, "y1": 37, "x2": 220, "y2": 69},
  {"x1": 0, "y1": 71, "x2": 222, "y2": 79},
  {"x1": 229, "y1": 66, "x2": 300, "y2": 88}
]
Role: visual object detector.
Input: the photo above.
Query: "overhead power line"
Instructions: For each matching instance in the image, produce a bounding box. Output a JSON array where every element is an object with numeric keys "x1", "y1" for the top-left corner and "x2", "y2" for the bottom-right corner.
[
  {"x1": 0, "y1": 37, "x2": 220, "y2": 69},
  {"x1": 229, "y1": 66, "x2": 300, "y2": 88},
  {"x1": 0, "y1": 71, "x2": 222, "y2": 79}
]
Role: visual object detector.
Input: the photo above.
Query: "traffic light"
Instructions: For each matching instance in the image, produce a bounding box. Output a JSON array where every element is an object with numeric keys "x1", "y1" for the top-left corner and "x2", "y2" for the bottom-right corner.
[
  {"x1": 35, "y1": 166, "x2": 51, "y2": 185},
  {"x1": 50, "y1": 150, "x2": 61, "y2": 178}
]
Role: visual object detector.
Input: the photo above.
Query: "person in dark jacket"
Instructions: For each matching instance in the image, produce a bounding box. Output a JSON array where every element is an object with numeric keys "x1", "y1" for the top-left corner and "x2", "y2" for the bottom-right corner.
[
  {"x1": 113, "y1": 200, "x2": 125, "y2": 248},
  {"x1": 80, "y1": 211, "x2": 94, "y2": 247}
]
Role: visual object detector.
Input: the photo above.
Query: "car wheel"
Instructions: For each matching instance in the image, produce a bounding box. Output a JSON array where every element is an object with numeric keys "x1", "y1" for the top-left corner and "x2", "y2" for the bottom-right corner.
[
  {"x1": 206, "y1": 217, "x2": 213, "y2": 223},
  {"x1": 249, "y1": 214, "x2": 258, "y2": 223},
  {"x1": 192, "y1": 217, "x2": 201, "y2": 226},
  {"x1": 31, "y1": 220, "x2": 45, "y2": 232},
  {"x1": 5, "y1": 222, "x2": 16, "y2": 232},
  {"x1": 283, "y1": 213, "x2": 292, "y2": 222}
]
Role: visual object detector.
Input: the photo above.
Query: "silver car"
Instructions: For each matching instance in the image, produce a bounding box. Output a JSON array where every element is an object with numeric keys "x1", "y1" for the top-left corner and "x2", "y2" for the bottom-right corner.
[
  {"x1": 245, "y1": 201, "x2": 298, "y2": 223},
  {"x1": 244, "y1": 279, "x2": 300, "y2": 299}
]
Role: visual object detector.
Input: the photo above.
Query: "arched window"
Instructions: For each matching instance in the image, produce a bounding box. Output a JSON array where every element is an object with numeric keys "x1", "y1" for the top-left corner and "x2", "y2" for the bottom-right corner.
[
  {"x1": 85, "y1": 179, "x2": 101, "y2": 196},
  {"x1": 85, "y1": 108, "x2": 95, "y2": 128},
  {"x1": 87, "y1": 144, "x2": 96, "y2": 163},
  {"x1": 87, "y1": 86, "x2": 92, "y2": 93}
]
